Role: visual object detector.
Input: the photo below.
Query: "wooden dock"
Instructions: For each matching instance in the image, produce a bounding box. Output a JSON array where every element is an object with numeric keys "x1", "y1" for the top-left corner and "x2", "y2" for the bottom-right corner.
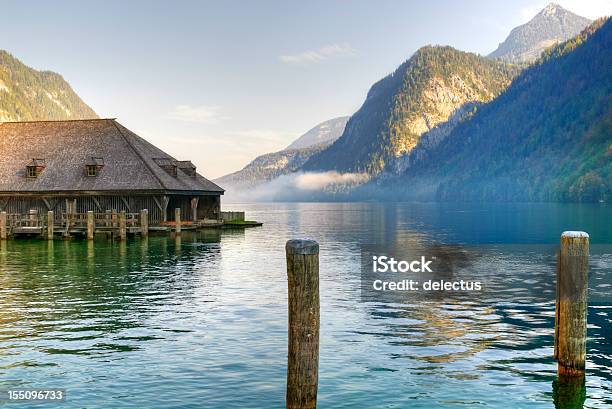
[{"x1": 0, "y1": 208, "x2": 261, "y2": 240}]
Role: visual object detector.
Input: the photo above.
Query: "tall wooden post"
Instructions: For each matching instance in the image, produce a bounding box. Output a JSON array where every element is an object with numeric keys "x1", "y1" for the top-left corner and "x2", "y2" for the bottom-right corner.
[
  {"x1": 87, "y1": 211, "x2": 95, "y2": 240},
  {"x1": 47, "y1": 211, "x2": 54, "y2": 240},
  {"x1": 29, "y1": 209, "x2": 37, "y2": 227},
  {"x1": 175, "y1": 208, "x2": 181, "y2": 234},
  {"x1": 0, "y1": 211, "x2": 6, "y2": 240},
  {"x1": 191, "y1": 197, "x2": 199, "y2": 222},
  {"x1": 105, "y1": 210, "x2": 111, "y2": 227},
  {"x1": 119, "y1": 211, "x2": 127, "y2": 241},
  {"x1": 555, "y1": 231, "x2": 589, "y2": 377},
  {"x1": 286, "y1": 239, "x2": 320, "y2": 409},
  {"x1": 140, "y1": 209, "x2": 149, "y2": 237},
  {"x1": 63, "y1": 211, "x2": 70, "y2": 238},
  {"x1": 112, "y1": 209, "x2": 117, "y2": 228}
]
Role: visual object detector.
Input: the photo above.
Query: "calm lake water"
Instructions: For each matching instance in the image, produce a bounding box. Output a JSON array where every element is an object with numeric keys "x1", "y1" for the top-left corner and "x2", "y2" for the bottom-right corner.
[{"x1": 0, "y1": 202, "x2": 610, "y2": 408}]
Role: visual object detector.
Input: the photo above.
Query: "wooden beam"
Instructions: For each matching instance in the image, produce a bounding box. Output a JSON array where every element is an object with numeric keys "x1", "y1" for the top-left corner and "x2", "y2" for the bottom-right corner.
[
  {"x1": 153, "y1": 196, "x2": 164, "y2": 212},
  {"x1": 120, "y1": 197, "x2": 131, "y2": 212}
]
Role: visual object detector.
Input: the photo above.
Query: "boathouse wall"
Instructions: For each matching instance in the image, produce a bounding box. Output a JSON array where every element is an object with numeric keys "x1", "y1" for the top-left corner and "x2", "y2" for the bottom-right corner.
[{"x1": 0, "y1": 194, "x2": 221, "y2": 224}]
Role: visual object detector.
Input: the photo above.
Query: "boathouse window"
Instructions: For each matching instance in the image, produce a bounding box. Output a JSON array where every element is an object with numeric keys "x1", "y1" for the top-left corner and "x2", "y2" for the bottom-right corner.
[
  {"x1": 26, "y1": 158, "x2": 46, "y2": 178},
  {"x1": 26, "y1": 166, "x2": 38, "y2": 178},
  {"x1": 177, "y1": 160, "x2": 196, "y2": 177},
  {"x1": 153, "y1": 158, "x2": 178, "y2": 177},
  {"x1": 86, "y1": 165, "x2": 98, "y2": 177},
  {"x1": 85, "y1": 157, "x2": 104, "y2": 177}
]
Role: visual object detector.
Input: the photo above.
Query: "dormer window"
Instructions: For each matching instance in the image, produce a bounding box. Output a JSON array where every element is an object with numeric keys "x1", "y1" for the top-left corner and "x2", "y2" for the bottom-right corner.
[
  {"x1": 153, "y1": 158, "x2": 178, "y2": 177},
  {"x1": 86, "y1": 165, "x2": 98, "y2": 176},
  {"x1": 85, "y1": 157, "x2": 104, "y2": 177},
  {"x1": 177, "y1": 160, "x2": 196, "y2": 177},
  {"x1": 26, "y1": 158, "x2": 45, "y2": 178}
]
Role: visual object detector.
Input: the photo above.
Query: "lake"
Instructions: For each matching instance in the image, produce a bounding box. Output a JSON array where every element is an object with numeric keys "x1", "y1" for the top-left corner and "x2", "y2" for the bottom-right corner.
[{"x1": 0, "y1": 202, "x2": 610, "y2": 408}]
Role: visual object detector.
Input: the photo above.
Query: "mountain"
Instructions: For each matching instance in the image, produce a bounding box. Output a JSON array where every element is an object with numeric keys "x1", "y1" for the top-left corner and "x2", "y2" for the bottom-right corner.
[
  {"x1": 390, "y1": 18, "x2": 611, "y2": 203},
  {"x1": 0, "y1": 50, "x2": 97, "y2": 122},
  {"x1": 286, "y1": 116, "x2": 349, "y2": 149},
  {"x1": 302, "y1": 46, "x2": 520, "y2": 175},
  {"x1": 488, "y1": 3, "x2": 592, "y2": 63},
  {"x1": 215, "y1": 117, "x2": 348, "y2": 189}
]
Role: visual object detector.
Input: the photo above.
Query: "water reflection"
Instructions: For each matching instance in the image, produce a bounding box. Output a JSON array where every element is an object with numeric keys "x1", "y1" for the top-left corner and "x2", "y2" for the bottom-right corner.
[
  {"x1": 0, "y1": 231, "x2": 223, "y2": 364},
  {"x1": 553, "y1": 376, "x2": 587, "y2": 409}
]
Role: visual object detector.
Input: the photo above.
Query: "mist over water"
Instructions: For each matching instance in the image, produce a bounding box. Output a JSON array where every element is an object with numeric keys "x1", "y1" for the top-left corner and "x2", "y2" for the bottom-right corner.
[
  {"x1": 0, "y1": 202, "x2": 610, "y2": 408},
  {"x1": 222, "y1": 171, "x2": 369, "y2": 202}
]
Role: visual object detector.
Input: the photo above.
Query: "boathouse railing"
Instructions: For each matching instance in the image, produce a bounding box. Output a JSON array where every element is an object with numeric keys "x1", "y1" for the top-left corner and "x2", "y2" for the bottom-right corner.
[{"x1": 0, "y1": 210, "x2": 145, "y2": 239}]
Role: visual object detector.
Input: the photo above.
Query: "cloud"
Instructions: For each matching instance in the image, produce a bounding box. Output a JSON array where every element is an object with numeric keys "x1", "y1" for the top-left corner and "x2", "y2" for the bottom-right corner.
[
  {"x1": 279, "y1": 43, "x2": 356, "y2": 64},
  {"x1": 230, "y1": 129, "x2": 293, "y2": 144},
  {"x1": 166, "y1": 105, "x2": 228, "y2": 123}
]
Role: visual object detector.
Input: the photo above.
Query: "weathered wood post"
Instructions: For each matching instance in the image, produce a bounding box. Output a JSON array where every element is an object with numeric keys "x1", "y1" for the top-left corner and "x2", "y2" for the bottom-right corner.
[
  {"x1": 555, "y1": 231, "x2": 589, "y2": 377},
  {"x1": 105, "y1": 210, "x2": 111, "y2": 227},
  {"x1": 29, "y1": 209, "x2": 37, "y2": 227},
  {"x1": 140, "y1": 209, "x2": 149, "y2": 237},
  {"x1": 87, "y1": 211, "x2": 95, "y2": 240},
  {"x1": 112, "y1": 209, "x2": 117, "y2": 227},
  {"x1": 175, "y1": 208, "x2": 181, "y2": 235},
  {"x1": 47, "y1": 211, "x2": 54, "y2": 240},
  {"x1": 0, "y1": 211, "x2": 6, "y2": 240},
  {"x1": 286, "y1": 239, "x2": 320, "y2": 409},
  {"x1": 118, "y1": 211, "x2": 127, "y2": 241},
  {"x1": 191, "y1": 197, "x2": 199, "y2": 223},
  {"x1": 63, "y1": 210, "x2": 70, "y2": 238}
]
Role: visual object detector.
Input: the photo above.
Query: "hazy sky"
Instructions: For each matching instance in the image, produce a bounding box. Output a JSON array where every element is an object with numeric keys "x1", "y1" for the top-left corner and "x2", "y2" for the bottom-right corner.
[{"x1": 1, "y1": 0, "x2": 610, "y2": 178}]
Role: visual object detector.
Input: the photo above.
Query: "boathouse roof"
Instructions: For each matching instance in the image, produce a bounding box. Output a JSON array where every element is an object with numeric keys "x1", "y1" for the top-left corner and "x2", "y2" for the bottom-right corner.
[{"x1": 0, "y1": 119, "x2": 224, "y2": 194}]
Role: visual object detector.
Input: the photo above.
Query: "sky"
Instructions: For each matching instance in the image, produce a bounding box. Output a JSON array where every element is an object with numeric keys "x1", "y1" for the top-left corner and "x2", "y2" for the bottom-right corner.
[{"x1": 1, "y1": 0, "x2": 610, "y2": 178}]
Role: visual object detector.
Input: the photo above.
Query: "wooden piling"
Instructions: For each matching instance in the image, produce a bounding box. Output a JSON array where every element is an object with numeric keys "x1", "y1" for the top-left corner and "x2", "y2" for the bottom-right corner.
[
  {"x1": 47, "y1": 211, "x2": 54, "y2": 240},
  {"x1": 286, "y1": 239, "x2": 320, "y2": 409},
  {"x1": 555, "y1": 231, "x2": 589, "y2": 377},
  {"x1": 62, "y1": 207, "x2": 71, "y2": 239},
  {"x1": 0, "y1": 211, "x2": 6, "y2": 240},
  {"x1": 29, "y1": 209, "x2": 37, "y2": 227},
  {"x1": 87, "y1": 211, "x2": 95, "y2": 240},
  {"x1": 175, "y1": 208, "x2": 181, "y2": 234},
  {"x1": 140, "y1": 209, "x2": 149, "y2": 237},
  {"x1": 119, "y1": 211, "x2": 127, "y2": 241}
]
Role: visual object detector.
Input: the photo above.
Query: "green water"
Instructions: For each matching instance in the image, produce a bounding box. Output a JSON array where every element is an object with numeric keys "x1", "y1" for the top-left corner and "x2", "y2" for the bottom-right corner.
[{"x1": 0, "y1": 202, "x2": 610, "y2": 408}]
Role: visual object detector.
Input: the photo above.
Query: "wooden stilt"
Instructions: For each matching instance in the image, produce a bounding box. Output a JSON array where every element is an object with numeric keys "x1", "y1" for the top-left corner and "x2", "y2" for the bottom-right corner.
[
  {"x1": 555, "y1": 231, "x2": 589, "y2": 377},
  {"x1": 286, "y1": 239, "x2": 320, "y2": 409}
]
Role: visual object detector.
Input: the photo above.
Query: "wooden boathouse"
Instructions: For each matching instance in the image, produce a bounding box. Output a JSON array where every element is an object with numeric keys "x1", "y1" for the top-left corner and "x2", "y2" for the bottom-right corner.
[{"x1": 0, "y1": 118, "x2": 225, "y2": 238}]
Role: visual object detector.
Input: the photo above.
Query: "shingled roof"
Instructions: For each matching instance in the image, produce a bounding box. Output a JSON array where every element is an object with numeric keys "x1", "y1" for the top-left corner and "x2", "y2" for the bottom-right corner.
[{"x1": 0, "y1": 119, "x2": 224, "y2": 194}]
